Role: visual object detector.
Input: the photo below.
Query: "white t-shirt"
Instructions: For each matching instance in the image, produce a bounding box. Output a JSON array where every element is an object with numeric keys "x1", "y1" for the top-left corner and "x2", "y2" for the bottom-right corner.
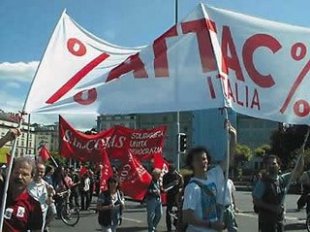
[
  {"x1": 183, "y1": 165, "x2": 224, "y2": 232},
  {"x1": 83, "y1": 177, "x2": 90, "y2": 191},
  {"x1": 28, "y1": 179, "x2": 50, "y2": 213},
  {"x1": 217, "y1": 178, "x2": 236, "y2": 206}
]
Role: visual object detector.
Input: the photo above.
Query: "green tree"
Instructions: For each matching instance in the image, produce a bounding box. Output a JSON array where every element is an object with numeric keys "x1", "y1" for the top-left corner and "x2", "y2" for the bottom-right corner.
[
  {"x1": 0, "y1": 147, "x2": 9, "y2": 163},
  {"x1": 47, "y1": 151, "x2": 66, "y2": 166},
  {"x1": 270, "y1": 125, "x2": 310, "y2": 169},
  {"x1": 235, "y1": 144, "x2": 252, "y2": 164},
  {"x1": 254, "y1": 144, "x2": 271, "y2": 157}
]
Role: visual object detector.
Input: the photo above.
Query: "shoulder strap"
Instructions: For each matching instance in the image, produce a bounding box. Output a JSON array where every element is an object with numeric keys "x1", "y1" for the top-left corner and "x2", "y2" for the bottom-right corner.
[{"x1": 189, "y1": 179, "x2": 215, "y2": 197}]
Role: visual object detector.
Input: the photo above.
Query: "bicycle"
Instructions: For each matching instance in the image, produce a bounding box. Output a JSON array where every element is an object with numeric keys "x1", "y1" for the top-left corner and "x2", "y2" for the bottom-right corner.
[{"x1": 55, "y1": 189, "x2": 80, "y2": 226}]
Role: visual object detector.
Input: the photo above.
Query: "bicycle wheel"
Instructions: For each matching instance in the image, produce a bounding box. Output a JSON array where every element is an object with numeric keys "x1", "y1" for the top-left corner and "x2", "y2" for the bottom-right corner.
[
  {"x1": 60, "y1": 203, "x2": 80, "y2": 226},
  {"x1": 307, "y1": 214, "x2": 310, "y2": 232}
]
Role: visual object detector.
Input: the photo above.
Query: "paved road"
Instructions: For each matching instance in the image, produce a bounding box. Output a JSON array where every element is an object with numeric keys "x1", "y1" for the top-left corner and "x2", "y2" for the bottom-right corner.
[{"x1": 50, "y1": 191, "x2": 309, "y2": 231}]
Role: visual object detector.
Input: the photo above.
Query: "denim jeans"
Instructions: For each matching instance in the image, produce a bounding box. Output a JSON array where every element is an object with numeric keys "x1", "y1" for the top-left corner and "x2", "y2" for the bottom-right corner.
[{"x1": 146, "y1": 197, "x2": 162, "y2": 232}]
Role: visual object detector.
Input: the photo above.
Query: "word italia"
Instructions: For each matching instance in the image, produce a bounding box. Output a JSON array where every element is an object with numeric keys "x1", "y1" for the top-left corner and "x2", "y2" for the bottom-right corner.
[{"x1": 207, "y1": 75, "x2": 260, "y2": 110}]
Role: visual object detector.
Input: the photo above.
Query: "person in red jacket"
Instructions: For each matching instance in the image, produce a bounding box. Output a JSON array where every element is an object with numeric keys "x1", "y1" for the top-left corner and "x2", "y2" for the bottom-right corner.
[{"x1": 0, "y1": 157, "x2": 43, "y2": 232}]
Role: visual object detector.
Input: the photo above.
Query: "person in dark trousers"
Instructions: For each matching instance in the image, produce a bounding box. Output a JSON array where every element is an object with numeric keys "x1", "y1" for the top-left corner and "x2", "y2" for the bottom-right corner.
[
  {"x1": 146, "y1": 168, "x2": 163, "y2": 232},
  {"x1": 296, "y1": 169, "x2": 310, "y2": 211},
  {"x1": 97, "y1": 176, "x2": 125, "y2": 232},
  {"x1": 163, "y1": 164, "x2": 184, "y2": 232},
  {"x1": 80, "y1": 171, "x2": 91, "y2": 210},
  {"x1": 89, "y1": 169, "x2": 95, "y2": 204},
  {"x1": 252, "y1": 154, "x2": 304, "y2": 232},
  {"x1": 69, "y1": 168, "x2": 80, "y2": 207}
]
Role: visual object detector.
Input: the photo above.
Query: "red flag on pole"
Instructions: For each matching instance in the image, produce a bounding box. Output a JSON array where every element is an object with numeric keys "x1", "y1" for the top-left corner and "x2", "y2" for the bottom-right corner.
[
  {"x1": 119, "y1": 152, "x2": 152, "y2": 200},
  {"x1": 100, "y1": 150, "x2": 113, "y2": 191},
  {"x1": 39, "y1": 145, "x2": 51, "y2": 162},
  {"x1": 153, "y1": 153, "x2": 169, "y2": 172}
]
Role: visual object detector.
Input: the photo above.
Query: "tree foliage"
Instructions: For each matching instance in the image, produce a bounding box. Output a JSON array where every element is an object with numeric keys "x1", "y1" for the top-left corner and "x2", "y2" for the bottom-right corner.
[
  {"x1": 47, "y1": 151, "x2": 66, "y2": 167},
  {"x1": 270, "y1": 125, "x2": 310, "y2": 169},
  {"x1": 254, "y1": 144, "x2": 271, "y2": 157},
  {"x1": 235, "y1": 144, "x2": 252, "y2": 164}
]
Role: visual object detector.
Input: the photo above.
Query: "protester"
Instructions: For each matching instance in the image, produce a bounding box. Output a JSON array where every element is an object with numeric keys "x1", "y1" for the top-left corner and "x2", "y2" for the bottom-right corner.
[
  {"x1": 89, "y1": 169, "x2": 95, "y2": 204},
  {"x1": 52, "y1": 166, "x2": 67, "y2": 218},
  {"x1": 252, "y1": 154, "x2": 304, "y2": 232},
  {"x1": 0, "y1": 128, "x2": 21, "y2": 148},
  {"x1": 0, "y1": 157, "x2": 43, "y2": 231},
  {"x1": 182, "y1": 147, "x2": 226, "y2": 232},
  {"x1": 222, "y1": 178, "x2": 239, "y2": 232},
  {"x1": 296, "y1": 169, "x2": 310, "y2": 212},
  {"x1": 80, "y1": 171, "x2": 91, "y2": 210},
  {"x1": 52, "y1": 166, "x2": 66, "y2": 192},
  {"x1": 163, "y1": 163, "x2": 184, "y2": 232},
  {"x1": 145, "y1": 168, "x2": 163, "y2": 232},
  {"x1": 112, "y1": 165, "x2": 119, "y2": 177},
  {"x1": 28, "y1": 162, "x2": 55, "y2": 232},
  {"x1": 69, "y1": 167, "x2": 80, "y2": 207},
  {"x1": 97, "y1": 176, "x2": 125, "y2": 232},
  {"x1": 64, "y1": 167, "x2": 74, "y2": 188},
  {"x1": 95, "y1": 165, "x2": 102, "y2": 196},
  {"x1": 43, "y1": 165, "x2": 55, "y2": 186}
]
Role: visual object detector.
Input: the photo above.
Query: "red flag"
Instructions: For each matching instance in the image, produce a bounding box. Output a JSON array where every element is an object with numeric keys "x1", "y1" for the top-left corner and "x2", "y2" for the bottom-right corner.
[
  {"x1": 118, "y1": 152, "x2": 152, "y2": 200},
  {"x1": 153, "y1": 153, "x2": 169, "y2": 172},
  {"x1": 100, "y1": 150, "x2": 113, "y2": 191},
  {"x1": 79, "y1": 166, "x2": 88, "y2": 176},
  {"x1": 39, "y1": 145, "x2": 51, "y2": 162}
]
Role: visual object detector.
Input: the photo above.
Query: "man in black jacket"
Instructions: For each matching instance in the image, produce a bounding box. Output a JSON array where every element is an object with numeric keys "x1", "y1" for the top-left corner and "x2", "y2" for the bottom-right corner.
[
  {"x1": 163, "y1": 164, "x2": 183, "y2": 231},
  {"x1": 252, "y1": 154, "x2": 304, "y2": 232}
]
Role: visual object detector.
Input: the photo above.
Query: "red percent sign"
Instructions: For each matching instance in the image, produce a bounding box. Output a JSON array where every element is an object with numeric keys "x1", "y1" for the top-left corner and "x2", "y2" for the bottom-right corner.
[
  {"x1": 46, "y1": 38, "x2": 109, "y2": 105},
  {"x1": 280, "y1": 42, "x2": 310, "y2": 117}
]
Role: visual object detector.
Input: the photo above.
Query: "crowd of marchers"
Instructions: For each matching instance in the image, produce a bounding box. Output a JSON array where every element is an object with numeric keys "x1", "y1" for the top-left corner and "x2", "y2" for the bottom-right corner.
[{"x1": 0, "y1": 126, "x2": 309, "y2": 232}]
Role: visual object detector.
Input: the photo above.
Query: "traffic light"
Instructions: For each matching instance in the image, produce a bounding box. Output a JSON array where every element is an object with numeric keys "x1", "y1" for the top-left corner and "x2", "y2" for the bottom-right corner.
[{"x1": 178, "y1": 133, "x2": 187, "y2": 152}]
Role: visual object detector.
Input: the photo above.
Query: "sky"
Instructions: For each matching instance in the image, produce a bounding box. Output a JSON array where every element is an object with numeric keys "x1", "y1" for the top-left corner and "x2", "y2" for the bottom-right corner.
[{"x1": 1, "y1": 0, "x2": 310, "y2": 129}]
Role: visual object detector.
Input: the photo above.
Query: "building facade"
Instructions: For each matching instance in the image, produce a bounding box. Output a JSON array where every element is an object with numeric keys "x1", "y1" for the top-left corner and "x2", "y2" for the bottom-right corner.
[
  {"x1": 0, "y1": 117, "x2": 35, "y2": 158},
  {"x1": 237, "y1": 114, "x2": 278, "y2": 149},
  {"x1": 33, "y1": 123, "x2": 59, "y2": 153},
  {"x1": 97, "y1": 110, "x2": 278, "y2": 168}
]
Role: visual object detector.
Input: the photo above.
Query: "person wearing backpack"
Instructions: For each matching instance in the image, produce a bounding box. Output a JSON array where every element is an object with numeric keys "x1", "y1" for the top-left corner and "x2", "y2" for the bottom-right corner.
[
  {"x1": 296, "y1": 170, "x2": 310, "y2": 211},
  {"x1": 252, "y1": 154, "x2": 304, "y2": 232},
  {"x1": 182, "y1": 147, "x2": 226, "y2": 232},
  {"x1": 97, "y1": 176, "x2": 124, "y2": 232}
]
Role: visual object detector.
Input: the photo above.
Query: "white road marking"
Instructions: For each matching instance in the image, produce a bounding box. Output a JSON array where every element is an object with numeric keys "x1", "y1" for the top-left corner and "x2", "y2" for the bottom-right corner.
[
  {"x1": 237, "y1": 212, "x2": 305, "y2": 222},
  {"x1": 122, "y1": 217, "x2": 144, "y2": 223}
]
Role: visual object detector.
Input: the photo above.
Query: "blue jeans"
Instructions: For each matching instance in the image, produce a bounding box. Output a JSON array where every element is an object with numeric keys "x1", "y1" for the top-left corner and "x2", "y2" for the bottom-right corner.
[{"x1": 146, "y1": 197, "x2": 162, "y2": 232}]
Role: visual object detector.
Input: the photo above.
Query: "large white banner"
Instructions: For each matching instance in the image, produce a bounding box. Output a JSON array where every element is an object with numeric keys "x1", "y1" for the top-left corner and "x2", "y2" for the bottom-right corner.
[
  {"x1": 27, "y1": 4, "x2": 310, "y2": 125},
  {"x1": 205, "y1": 6, "x2": 310, "y2": 124},
  {"x1": 24, "y1": 10, "x2": 143, "y2": 114}
]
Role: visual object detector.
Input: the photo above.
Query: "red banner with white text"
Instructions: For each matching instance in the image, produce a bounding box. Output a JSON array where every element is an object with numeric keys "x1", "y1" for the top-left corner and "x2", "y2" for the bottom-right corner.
[
  {"x1": 59, "y1": 116, "x2": 166, "y2": 162},
  {"x1": 118, "y1": 151, "x2": 152, "y2": 200}
]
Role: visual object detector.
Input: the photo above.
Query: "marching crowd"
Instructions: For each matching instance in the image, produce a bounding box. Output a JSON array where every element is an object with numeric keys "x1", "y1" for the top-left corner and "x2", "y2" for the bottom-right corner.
[{"x1": 0, "y1": 126, "x2": 308, "y2": 232}]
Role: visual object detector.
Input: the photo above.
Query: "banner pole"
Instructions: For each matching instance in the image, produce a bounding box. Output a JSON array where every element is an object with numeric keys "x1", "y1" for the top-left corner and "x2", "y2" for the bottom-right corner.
[
  {"x1": 50, "y1": 155, "x2": 59, "y2": 168},
  {"x1": 220, "y1": 107, "x2": 231, "y2": 222},
  {"x1": 174, "y1": 0, "x2": 181, "y2": 171},
  {"x1": 0, "y1": 10, "x2": 67, "y2": 230},
  {"x1": 282, "y1": 126, "x2": 309, "y2": 204},
  {"x1": 25, "y1": 114, "x2": 31, "y2": 154},
  {"x1": 0, "y1": 115, "x2": 25, "y2": 231}
]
